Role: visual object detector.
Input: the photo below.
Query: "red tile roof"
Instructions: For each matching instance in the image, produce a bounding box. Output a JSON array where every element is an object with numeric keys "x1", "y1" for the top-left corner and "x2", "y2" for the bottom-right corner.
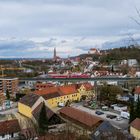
[
  {"x1": 59, "y1": 107, "x2": 103, "y2": 130},
  {"x1": 59, "y1": 85, "x2": 78, "y2": 95},
  {"x1": 134, "y1": 87, "x2": 140, "y2": 94},
  {"x1": 0, "y1": 119, "x2": 20, "y2": 135},
  {"x1": 35, "y1": 85, "x2": 78, "y2": 96},
  {"x1": 90, "y1": 48, "x2": 97, "y2": 51},
  {"x1": 34, "y1": 83, "x2": 93, "y2": 99},
  {"x1": 82, "y1": 83, "x2": 93, "y2": 91},
  {"x1": 35, "y1": 83, "x2": 54, "y2": 89},
  {"x1": 130, "y1": 118, "x2": 140, "y2": 131},
  {"x1": 42, "y1": 92, "x2": 61, "y2": 100},
  {"x1": 35, "y1": 87, "x2": 59, "y2": 95}
]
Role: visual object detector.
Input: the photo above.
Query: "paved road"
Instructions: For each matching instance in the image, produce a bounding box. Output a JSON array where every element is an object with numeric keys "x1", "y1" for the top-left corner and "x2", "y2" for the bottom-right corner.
[{"x1": 71, "y1": 104, "x2": 129, "y2": 130}]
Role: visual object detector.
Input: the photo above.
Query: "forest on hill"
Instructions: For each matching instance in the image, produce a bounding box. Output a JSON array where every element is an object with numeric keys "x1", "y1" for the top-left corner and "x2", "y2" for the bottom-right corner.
[
  {"x1": 100, "y1": 46, "x2": 140, "y2": 64},
  {"x1": 77, "y1": 46, "x2": 140, "y2": 64}
]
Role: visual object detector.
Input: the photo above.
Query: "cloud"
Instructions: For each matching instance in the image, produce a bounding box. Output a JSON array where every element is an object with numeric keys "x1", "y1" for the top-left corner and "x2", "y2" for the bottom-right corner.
[{"x1": 0, "y1": 0, "x2": 139, "y2": 57}]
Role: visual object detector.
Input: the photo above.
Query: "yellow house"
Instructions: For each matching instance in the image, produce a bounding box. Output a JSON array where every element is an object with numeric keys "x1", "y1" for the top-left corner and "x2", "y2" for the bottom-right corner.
[
  {"x1": 78, "y1": 83, "x2": 95, "y2": 97},
  {"x1": 18, "y1": 93, "x2": 45, "y2": 118},
  {"x1": 130, "y1": 118, "x2": 140, "y2": 140},
  {"x1": 18, "y1": 83, "x2": 95, "y2": 118},
  {"x1": 46, "y1": 92, "x2": 81, "y2": 108},
  {"x1": 35, "y1": 84, "x2": 81, "y2": 108}
]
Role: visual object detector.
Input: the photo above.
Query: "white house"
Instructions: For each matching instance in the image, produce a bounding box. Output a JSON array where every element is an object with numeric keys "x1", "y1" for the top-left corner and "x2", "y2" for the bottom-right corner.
[
  {"x1": 135, "y1": 72, "x2": 140, "y2": 77},
  {"x1": 128, "y1": 59, "x2": 138, "y2": 67},
  {"x1": 88, "y1": 48, "x2": 100, "y2": 55}
]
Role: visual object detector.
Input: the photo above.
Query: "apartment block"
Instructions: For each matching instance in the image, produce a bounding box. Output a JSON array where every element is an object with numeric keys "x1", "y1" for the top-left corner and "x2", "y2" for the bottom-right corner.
[{"x1": 0, "y1": 78, "x2": 19, "y2": 95}]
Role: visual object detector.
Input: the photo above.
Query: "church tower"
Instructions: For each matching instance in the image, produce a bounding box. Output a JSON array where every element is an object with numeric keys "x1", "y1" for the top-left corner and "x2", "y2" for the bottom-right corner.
[{"x1": 53, "y1": 48, "x2": 56, "y2": 59}]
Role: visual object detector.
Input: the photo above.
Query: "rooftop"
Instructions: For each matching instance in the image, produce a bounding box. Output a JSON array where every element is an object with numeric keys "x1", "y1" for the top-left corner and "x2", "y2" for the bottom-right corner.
[
  {"x1": 59, "y1": 107, "x2": 103, "y2": 130},
  {"x1": 34, "y1": 83, "x2": 93, "y2": 97},
  {"x1": 130, "y1": 118, "x2": 140, "y2": 131},
  {"x1": 59, "y1": 84, "x2": 78, "y2": 95},
  {"x1": 35, "y1": 87, "x2": 59, "y2": 95},
  {"x1": 32, "y1": 102, "x2": 54, "y2": 120},
  {"x1": 19, "y1": 93, "x2": 40, "y2": 107},
  {"x1": 80, "y1": 82, "x2": 93, "y2": 91},
  {"x1": 0, "y1": 119, "x2": 20, "y2": 135},
  {"x1": 134, "y1": 87, "x2": 140, "y2": 94}
]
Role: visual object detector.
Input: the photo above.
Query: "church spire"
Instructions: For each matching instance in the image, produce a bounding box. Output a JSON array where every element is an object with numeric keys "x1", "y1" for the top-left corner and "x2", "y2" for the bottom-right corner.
[{"x1": 54, "y1": 47, "x2": 56, "y2": 59}]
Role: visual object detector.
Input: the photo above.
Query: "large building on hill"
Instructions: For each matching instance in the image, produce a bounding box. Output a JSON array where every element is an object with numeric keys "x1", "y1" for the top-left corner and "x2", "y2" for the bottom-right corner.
[{"x1": 88, "y1": 48, "x2": 100, "y2": 55}]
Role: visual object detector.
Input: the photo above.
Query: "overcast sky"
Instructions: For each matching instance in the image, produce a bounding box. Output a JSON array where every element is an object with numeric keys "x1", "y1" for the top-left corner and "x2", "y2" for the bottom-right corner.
[{"x1": 0, "y1": 0, "x2": 140, "y2": 58}]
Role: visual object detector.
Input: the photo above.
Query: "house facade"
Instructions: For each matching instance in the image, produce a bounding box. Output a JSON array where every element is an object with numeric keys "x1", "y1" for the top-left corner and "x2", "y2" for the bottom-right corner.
[
  {"x1": 18, "y1": 93, "x2": 45, "y2": 118},
  {"x1": 35, "y1": 85, "x2": 81, "y2": 108},
  {"x1": 130, "y1": 118, "x2": 140, "y2": 140}
]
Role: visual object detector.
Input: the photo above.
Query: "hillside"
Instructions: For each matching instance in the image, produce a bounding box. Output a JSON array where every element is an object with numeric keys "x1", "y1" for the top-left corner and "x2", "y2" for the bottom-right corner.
[{"x1": 100, "y1": 46, "x2": 140, "y2": 64}]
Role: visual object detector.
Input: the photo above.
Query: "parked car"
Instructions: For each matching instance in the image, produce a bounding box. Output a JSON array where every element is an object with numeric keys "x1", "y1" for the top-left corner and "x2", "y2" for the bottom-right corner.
[
  {"x1": 120, "y1": 111, "x2": 130, "y2": 119},
  {"x1": 106, "y1": 114, "x2": 117, "y2": 119},
  {"x1": 95, "y1": 111, "x2": 104, "y2": 115},
  {"x1": 116, "y1": 116, "x2": 123, "y2": 121},
  {"x1": 102, "y1": 106, "x2": 109, "y2": 111}
]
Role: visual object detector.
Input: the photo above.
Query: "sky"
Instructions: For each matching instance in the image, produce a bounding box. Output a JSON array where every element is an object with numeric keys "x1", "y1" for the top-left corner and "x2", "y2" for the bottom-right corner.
[{"x1": 0, "y1": 0, "x2": 140, "y2": 58}]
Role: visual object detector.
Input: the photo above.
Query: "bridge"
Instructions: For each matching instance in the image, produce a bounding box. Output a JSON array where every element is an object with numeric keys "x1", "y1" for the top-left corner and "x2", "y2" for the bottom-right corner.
[{"x1": 20, "y1": 77, "x2": 140, "y2": 82}]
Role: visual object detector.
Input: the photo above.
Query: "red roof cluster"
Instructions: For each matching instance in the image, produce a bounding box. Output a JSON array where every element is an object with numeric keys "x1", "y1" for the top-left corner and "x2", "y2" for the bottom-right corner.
[
  {"x1": 35, "y1": 83, "x2": 54, "y2": 90},
  {"x1": 34, "y1": 83, "x2": 93, "y2": 97}
]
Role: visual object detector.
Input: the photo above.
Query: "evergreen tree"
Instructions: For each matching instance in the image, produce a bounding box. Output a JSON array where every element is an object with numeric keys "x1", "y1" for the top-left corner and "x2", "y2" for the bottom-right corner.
[
  {"x1": 38, "y1": 102, "x2": 48, "y2": 135},
  {"x1": 129, "y1": 99, "x2": 135, "y2": 123},
  {"x1": 6, "y1": 89, "x2": 10, "y2": 100},
  {"x1": 111, "y1": 65, "x2": 114, "y2": 72},
  {"x1": 136, "y1": 96, "x2": 140, "y2": 118}
]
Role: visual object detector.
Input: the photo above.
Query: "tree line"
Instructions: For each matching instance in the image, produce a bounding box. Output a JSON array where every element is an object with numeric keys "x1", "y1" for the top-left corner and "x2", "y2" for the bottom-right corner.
[{"x1": 100, "y1": 46, "x2": 140, "y2": 64}]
